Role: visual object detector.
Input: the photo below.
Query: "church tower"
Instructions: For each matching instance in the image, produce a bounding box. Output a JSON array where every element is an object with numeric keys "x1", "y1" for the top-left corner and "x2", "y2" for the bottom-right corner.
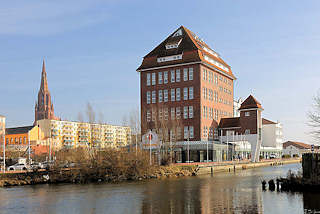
[{"x1": 34, "y1": 60, "x2": 59, "y2": 124}]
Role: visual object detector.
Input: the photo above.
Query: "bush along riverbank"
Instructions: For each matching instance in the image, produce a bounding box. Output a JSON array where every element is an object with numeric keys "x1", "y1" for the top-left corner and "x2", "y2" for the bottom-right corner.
[{"x1": 0, "y1": 148, "x2": 197, "y2": 187}]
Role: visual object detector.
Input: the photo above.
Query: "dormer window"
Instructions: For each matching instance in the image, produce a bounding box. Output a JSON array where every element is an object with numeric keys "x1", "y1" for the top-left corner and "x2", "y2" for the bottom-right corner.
[
  {"x1": 245, "y1": 112, "x2": 250, "y2": 117},
  {"x1": 172, "y1": 29, "x2": 182, "y2": 37},
  {"x1": 165, "y1": 39, "x2": 182, "y2": 50}
]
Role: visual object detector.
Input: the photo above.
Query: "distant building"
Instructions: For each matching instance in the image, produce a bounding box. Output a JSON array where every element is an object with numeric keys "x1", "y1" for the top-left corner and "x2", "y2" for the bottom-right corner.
[
  {"x1": 37, "y1": 119, "x2": 132, "y2": 150},
  {"x1": 5, "y1": 125, "x2": 46, "y2": 155},
  {"x1": 34, "y1": 60, "x2": 59, "y2": 125},
  {"x1": 233, "y1": 98, "x2": 242, "y2": 117},
  {"x1": 283, "y1": 141, "x2": 317, "y2": 157},
  {"x1": 219, "y1": 95, "x2": 263, "y2": 162},
  {"x1": 260, "y1": 118, "x2": 283, "y2": 158}
]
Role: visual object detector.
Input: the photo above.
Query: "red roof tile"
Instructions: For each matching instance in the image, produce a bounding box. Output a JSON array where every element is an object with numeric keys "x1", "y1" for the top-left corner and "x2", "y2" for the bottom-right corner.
[
  {"x1": 283, "y1": 141, "x2": 317, "y2": 149},
  {"x1": 262, "y1": 118, "x2": 277, "y2": 125}
]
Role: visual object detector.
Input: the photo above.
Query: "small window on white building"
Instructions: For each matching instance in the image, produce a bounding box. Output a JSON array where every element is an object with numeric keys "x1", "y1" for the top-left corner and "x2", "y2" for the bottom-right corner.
[{"x1": 245, "y1": 112, "x2": 250, "y2": 117}]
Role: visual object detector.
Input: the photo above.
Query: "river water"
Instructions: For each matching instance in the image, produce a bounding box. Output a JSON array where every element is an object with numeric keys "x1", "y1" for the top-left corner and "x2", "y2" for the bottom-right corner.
[{"x1": 0, "y1": 163, "x2": 319, "y2": 214}]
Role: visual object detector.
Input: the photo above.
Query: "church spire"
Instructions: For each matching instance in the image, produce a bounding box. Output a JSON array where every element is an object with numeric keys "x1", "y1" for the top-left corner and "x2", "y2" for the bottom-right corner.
[{"x1": 40, "y1": 59, "x2": 48, "y2": 92}]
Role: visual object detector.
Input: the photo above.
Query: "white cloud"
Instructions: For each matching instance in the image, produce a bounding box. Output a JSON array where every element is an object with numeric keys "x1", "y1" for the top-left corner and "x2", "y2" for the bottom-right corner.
[{"x1": 0, "y1": 0, "x2": 110, "y2": 35}]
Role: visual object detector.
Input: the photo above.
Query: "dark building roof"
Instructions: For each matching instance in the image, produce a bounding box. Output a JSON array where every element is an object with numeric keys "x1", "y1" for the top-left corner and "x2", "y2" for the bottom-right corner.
[
  {"x1": 5, "y1": 126, "x2": 34, "y2": 135},
  {"x1": 239, "y1": 95, "x2": 262, "y2": 110},
  {"x1": 283, "y1": 141, "x2": 318, "y2": 149},
  {"x1": 262, "y1": 118, "x2": 277, "y2": 125},
  {"x1": 219, "y1": 117, "x2": 240, "y2": 128},
  {"x1": 137, "y1": 26, "x2": 236, "y2": 79}
]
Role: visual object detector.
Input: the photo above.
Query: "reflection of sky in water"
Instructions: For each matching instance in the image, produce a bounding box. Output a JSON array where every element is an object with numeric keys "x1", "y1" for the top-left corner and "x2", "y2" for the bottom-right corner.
[{"x1": 0, "y1": 163, "x2": 317, "y2": 214}]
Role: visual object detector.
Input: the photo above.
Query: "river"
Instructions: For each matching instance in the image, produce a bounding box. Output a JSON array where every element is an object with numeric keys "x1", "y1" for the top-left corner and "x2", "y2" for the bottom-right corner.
[{"x1": 0, "y1": 163, "x2": 319, "y2": 214}]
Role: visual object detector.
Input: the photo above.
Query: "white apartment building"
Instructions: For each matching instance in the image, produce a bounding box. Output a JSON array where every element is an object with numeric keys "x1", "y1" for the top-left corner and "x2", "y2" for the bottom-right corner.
[
  {"x1": 260, "y1": 118, "x2": 283, "y2": 158},
  {"x1": 37, "y1": 119, "x2": 131, "y2": 150}
]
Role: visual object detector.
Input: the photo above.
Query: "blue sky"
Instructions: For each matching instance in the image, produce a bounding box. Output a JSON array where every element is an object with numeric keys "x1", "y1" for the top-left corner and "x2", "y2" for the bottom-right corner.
[{"x1": 1, "y1": 0, "x2": 320, "y2": 143}]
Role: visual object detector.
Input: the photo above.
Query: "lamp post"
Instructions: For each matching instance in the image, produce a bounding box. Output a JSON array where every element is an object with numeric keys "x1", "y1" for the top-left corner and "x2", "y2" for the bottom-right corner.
[
  {"x1": 187, "y1": 133, "x2": 190, "y2": 163},
  {"x1": 206, "y1": 135, "x2": 209, "y2": 163},
  {"x1": 149, "y1": 131, "x2": 152, "y2": 165},
  {"x1": 2, "y1": 131, "x2": 5, "y2": 173},
  {"x1": 28, "y1": 131, "x2": 31, "y2": 164},
  {"x1": 226, "y1": 133, "x2": 229, "y2": 162}
]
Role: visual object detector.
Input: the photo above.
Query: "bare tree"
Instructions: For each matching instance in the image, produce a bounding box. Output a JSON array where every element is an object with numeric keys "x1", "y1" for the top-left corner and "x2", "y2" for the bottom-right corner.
[
  {"x1": 86, "y1": 102, "x2": 95, "y2": 123},
  {"x1": 129, "y1": 107, "x2": 141, "y2": 145},
  {"x1": 308, "y1": 92, "x2": 320, "y2": 140}
]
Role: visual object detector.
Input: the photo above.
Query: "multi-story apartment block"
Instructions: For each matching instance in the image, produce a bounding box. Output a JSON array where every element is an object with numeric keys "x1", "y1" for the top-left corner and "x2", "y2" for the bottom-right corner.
[
  {"x1": 137, "y1": 26, "x2": 236, "y2": 142},
  {"x1": 37, "y1": 119, "x2": 131, "y2": 150}
]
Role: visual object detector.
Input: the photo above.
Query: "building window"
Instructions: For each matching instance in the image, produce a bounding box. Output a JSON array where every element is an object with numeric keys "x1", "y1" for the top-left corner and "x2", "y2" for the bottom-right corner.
[
  {"x1": 184, "y1": 126, "x2": 189, "y2": 139},
  {"x1": 189, "y1": 126, "x2": 194, "y2": 138},
  {"x1": 24, "y1": 137, "x2": 26, "y2": 144},
  {"x1": 146, "y1": 91, "x2": 151, "y2": 104},
  {"x1": 176, "y1": 107, "x2": 181, "y2": 119},
  {"x1": 152, "y1": 73, "x2": 156, "y2": 85},
  {"x1": 214, "y1": 73, "x2": 218, "y2": 84},
  {"x1": 164, "y1": 90, "x2": 168, "y2": 102},
  {"x1": 152, "y1": 109, "x2": 156, "y2": 121},
  {"x1": 189, "y1": 67, "x2": 193, "y2": 80},
  {"x1": 164, "y1": 108, "x2": 169, "y2": 120},
  {"x1": 189, "y1": 106, "x2": 193, "y2": 118},
  {"x1": 152, "y1": 91, "x2": 156, "y2": 103},
  {"x1": 176, "y1": 88, "x2": 181, "y2": 101},
  {"x1": 245, "y1": 112, "x2": 250, "y2": 116},
  {"x1": 184, "y1": 106, "x2": 188, "y2": 119},
  {"x1": 171, "y1": 89, "x2": 175, "y2": 101},
  {"x1": 158, "y1": 90, "x2": 163, "y2": 103},
  {"x1": 176, "y1": 69, "x2": 180, "y2": 82},
  {"x1": 159, "y1": 109, "x2": 163, "y2": 120},
  {"x1": 171, "y1": 70, "x2": 175, "y2": 83},
  {"x1": 183, "y1": 87, "x2": 188, "y2": 100},
  {"x1": 171, "y1": 108, "x2": 175, "y2": 120},
  {"x1": 164, "y1": 71, "x2": 168, "y2": 84},
  {"x1": 203, "y1": 69, "x2": 205, "y2": 81},
  {"x1": 189, "y1": 87, "x2": 193, "y2": 99},
  {"x1": 214, "y1": 91, "x2": 218, "y2": 102},
  {"x1": 245, "y1": 129, "x2": 250, "y2": 134},
  {"x1": 146, "y1": 110, "x2": 151, "y2": 122},
  {"x1": 147, "y1": 73, "x2": 151, "y2": 86},
  {"x1": 177, "y1": 127, "x2": 182, "y2": 139},
  {"x1": 158, "y1": 72, "x2": 163, "y2": 84},
  {"x1": 183, "y1": 68, "x2": 188, "y2": 81}
]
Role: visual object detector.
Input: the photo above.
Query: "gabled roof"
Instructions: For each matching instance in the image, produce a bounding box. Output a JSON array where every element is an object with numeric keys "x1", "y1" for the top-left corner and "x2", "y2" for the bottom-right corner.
[
  {"x1": 219, "y1": 117, "x2": 240, "y2": 128},
  {"x1": 6, "y1": 126, "x2": 34, "y2": 135},
  {"x1": 239, "y1": 95, "x2": 262, "y2": 110},
  {"x1": 283, "y1": 141, "x2": 317, "y2": 149},
  {"x1": 262, "y1": 118, "x2": 277, "y2": 125},
  {"x1": 137, "y1": 26, "x2": 236, "y2": 79}
]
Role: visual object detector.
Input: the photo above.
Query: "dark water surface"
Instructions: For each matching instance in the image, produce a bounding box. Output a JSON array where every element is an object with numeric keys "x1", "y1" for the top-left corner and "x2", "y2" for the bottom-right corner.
[{"x1": 0, "y1": 163, "x2": 319, "y2": 214}]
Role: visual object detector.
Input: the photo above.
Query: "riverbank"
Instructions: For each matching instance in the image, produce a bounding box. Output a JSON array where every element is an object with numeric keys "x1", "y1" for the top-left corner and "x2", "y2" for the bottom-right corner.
[{"x1": 0, "y1": 158, "x2": 300, "y2": 187}]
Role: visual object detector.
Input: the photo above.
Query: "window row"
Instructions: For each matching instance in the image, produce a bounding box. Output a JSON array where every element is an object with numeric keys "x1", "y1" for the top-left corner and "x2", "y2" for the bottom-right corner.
[
  {"x1": 202, "y1": 69, "x2": 232, "y2": 85},
  {"x1": 6, "y1": 137, "x2": 27, "y2": 144},
  {"x1": 184, "y1": 126, "x2": 194, "y2": 139},
  {"x1": 146, "y1": 106, "x2": 194, "y2": 122},
  {"x1": 146, "y1": 87, "x2": 194, "y2": 104},
  {"x1": 202, "y1": 106, "x2": 233, "y2": 120},
  {"x1": 202, "y1": 126, "x2": 218, "y2": 139},
  {"x1": 146, "y1": 67, "x2": 194, "y2": 86}
]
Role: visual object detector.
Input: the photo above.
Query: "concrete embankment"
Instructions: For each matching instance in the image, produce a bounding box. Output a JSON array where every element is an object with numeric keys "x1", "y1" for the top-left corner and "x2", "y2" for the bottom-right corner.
[{"x1": 194, "y1": 159, "x2": 301, "y2": 175}]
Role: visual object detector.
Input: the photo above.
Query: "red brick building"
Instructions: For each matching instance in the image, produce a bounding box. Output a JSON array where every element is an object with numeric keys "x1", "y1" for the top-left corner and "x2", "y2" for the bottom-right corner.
[
  {"x1": 34, "y1": 60, "x2": 59, "y2": 125},
  {"x1": 137, "y1": 26, "x2": 236, "y2": 142}
]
